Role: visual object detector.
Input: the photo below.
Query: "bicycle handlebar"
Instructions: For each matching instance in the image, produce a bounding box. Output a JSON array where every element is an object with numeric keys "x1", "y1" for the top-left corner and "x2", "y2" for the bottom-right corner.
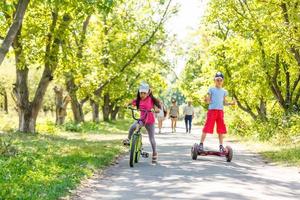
[{"x1": 127, "y1": 107, "x2": 154, "y2": 121}]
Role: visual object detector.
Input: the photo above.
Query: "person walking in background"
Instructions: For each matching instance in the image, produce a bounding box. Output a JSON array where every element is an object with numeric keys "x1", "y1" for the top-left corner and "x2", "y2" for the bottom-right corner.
[
  {"x1": 183, "y1": 101, "x2": 194, "y2": 133},
  {"x1": 169, "y1": 99, "x2": 179, "y2": 133},
  {"x1": 156, "y1": 101, "x2": 167, "y2": 134}
]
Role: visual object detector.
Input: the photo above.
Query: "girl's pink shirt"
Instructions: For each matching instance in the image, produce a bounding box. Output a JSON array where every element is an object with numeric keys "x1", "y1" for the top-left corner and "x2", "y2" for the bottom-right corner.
[{"x1": 132, "y1": 96, "x2": 155, "y2": 124}]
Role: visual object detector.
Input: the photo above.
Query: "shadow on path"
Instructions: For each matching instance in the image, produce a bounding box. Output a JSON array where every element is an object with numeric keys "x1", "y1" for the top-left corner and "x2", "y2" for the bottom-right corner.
[{"x1": 72, "y1": 122, "x2": 300, "y2": 200}]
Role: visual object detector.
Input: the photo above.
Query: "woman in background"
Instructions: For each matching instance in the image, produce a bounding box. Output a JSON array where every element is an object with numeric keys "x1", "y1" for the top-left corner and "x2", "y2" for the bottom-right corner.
[{"x1": 169, "y1": 99, "x2": 179, "y2": 133}]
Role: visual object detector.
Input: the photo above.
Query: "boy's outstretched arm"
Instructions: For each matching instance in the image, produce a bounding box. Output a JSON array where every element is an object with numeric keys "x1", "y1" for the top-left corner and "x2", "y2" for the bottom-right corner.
[
  {"x1": 224, "y1": 96, "x2": 236, "y2": 106},
  {"x1": 204, "y1": 94, "x2": 211, "y2": 104}
]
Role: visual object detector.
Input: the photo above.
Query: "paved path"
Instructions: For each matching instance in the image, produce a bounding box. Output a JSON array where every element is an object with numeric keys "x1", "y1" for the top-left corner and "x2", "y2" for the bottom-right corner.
[{"x1": 73, "y1": 122, "x2": 300, "y2": 200}]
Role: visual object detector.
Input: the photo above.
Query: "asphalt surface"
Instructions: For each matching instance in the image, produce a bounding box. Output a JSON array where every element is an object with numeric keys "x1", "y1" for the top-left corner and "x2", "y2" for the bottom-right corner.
[{"x1": 72, "y1": 122, "x2": 300, "y2": 200}]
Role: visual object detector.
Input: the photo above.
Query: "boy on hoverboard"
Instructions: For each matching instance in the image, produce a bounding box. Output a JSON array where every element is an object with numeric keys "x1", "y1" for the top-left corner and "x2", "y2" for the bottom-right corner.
[{"x1": 199, "y1": 72, "x2": 236, "y2": 153}]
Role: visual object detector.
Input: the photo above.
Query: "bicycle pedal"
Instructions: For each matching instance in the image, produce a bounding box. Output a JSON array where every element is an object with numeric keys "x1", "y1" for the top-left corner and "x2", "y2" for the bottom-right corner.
[{"x1": 141, "y1": 152, "x2": 149, "y2": 158}]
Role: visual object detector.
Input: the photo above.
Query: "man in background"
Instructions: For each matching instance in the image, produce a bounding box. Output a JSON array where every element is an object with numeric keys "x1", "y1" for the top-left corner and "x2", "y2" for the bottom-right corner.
[{"x1": 183, "y1": 101, "x2": 194, "y2": 133}]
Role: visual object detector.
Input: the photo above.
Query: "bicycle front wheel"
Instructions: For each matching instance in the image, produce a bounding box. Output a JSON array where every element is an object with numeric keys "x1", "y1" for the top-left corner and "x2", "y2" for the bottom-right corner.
[
  {"x1": 135, "y1": 135, "x2": 142, "y2": 163},
  {"x1": 129, "y1": 134, "x2": 138, "y2": 167}
]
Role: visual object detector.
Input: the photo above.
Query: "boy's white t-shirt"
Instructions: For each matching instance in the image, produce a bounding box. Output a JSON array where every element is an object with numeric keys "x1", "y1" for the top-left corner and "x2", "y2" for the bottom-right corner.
[{"x1": 183, "y1": 105, "x2": 194, "y2": 115}]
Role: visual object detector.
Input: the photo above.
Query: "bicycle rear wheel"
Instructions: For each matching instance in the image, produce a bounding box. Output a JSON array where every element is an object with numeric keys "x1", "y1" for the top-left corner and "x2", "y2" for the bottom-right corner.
[{"x1": 129, "y1": 134, "x2": 138, "y2": 167}]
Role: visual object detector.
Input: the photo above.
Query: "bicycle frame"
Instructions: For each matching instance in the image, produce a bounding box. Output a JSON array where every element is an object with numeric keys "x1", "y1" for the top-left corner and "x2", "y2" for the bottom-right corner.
[{"x1": 128, "y1": 107, "x2": 152, "y2": 134}]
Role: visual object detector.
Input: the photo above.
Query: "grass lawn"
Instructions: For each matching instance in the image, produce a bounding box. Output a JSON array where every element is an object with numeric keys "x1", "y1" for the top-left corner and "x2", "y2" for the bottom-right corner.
[
  {"x1": 261, "y1": 146, "x2": 300, "y2": 166},
  {"x1": 228, "y1": 135, "x2": 300, "y2": 167},
  {"x1": 0, "y1": 120, "x2": 131, "y2": 200}
]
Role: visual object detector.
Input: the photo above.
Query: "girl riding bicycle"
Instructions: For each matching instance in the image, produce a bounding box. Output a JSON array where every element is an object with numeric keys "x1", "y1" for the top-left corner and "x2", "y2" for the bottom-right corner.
[{"x1": 123, "y1": 82, "x2": 161, "y2": 163}]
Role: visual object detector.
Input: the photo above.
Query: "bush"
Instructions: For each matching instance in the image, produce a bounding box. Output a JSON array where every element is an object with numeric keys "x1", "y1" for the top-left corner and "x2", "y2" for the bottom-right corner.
[
  {"x1": 64, "y1": 122, "x2": 83, "y2": 132},
  {"x1": 229, "y1": 112, "x2": 300, "y2": 144},
  {"x1": 62, "y1": 120, "x2": 131, "y2": 134},
  {"x1": 228, "y1": 113, "x2": 252, "y2": 137},
  {"x1": 36, "y1": 121, "x2": 57, "y2": 134}
]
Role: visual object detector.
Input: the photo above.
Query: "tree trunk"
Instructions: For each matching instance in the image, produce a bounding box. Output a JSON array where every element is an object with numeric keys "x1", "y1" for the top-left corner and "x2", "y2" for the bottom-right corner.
[
  {"x1": 12, "y1": 24, "x2": 33, "y2": 132},
  {"x1": 256, "y1": 98, "x2": 267, "y2": 121},
  {"x1": 54, "y1": 86, "x2": 70, "y2": 125},
  {"x1": 111, "y1": 106, "x2": 119, "y2": 120},
  {"x1": 3, "y1": 89, "x2": 8, "y2": 114},
  {"x1": 14, "y1": 68, "x2": 37, "y2": 132},
  {"x1": 102, "y1": 93, "x2": 110, "y2": 122},
  {"x1": 54, "y1": 87, "x2": 63, "y2": 124},
  {"x1": 66, "y1": 77, "x2": 85, "y2": 123},
  {"x1": 18, "y1": 106, "x2": 36, "y2": 132},
  {"x1": 118, "y1": 108, "x2": 125, "y2": 119},
  {"x1": 0, "y1": 88, "x2": 8, "y2": 113},
  {"x1": 0, "y1": 0, "x2": 30, "y2": 66},
  {"x1": 70, "y1": 99, "x2": 84, "y2": 123},
  {"x1": 90, "y1": 99, "x2": 100, "y2": 123}
]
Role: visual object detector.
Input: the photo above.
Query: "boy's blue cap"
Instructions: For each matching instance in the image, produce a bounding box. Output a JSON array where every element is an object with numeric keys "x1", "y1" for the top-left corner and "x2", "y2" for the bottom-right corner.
[{"x1": 214, "y1": 72, "x2": 224, "y2": 80}]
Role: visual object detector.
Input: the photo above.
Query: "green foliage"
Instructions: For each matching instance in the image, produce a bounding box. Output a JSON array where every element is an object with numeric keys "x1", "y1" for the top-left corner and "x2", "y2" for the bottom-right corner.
[
  {"x1": 179, "y1": 0, "x2": 300, "y2": 144},
  {"x1": 36, "y1": 120, "x2": 58, "y2": 134},
  {"x1": 229, "y1": 112, "x2": 300, "y2": 144},
  {"x1": 0, "y1": 132, "x2": 125, "y2": 199},
  {"x1": 1, "y1": 0, "x2": 173, "y2": 132},
  {"x1": 162, "y1": 86, "x2": 185, "y2": 106},
  {"x1": 63, "y1": 120, "x2": 131, "y2": 134},
  {"x1": 64, "y1": 122, "x2": 83, "y2": 132},
  {"x1": 228, "y1": 111, "x2": 300, "y2": 165}
]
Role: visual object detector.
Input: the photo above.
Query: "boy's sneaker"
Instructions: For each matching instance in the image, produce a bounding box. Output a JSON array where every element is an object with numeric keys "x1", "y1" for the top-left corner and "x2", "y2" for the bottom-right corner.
[
  {"x1": 198, "y1": 143, "x2": 204, "y2": 152},
  {"x1": 219, "y1": 145, "x2": 225, "y2": 153},
  {"x1": 123, "y1": 138, "x2": 130, "y2": 146}
]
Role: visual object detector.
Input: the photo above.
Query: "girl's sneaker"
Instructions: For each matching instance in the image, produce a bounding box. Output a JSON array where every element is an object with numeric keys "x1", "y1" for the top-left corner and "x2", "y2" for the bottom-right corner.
[
  {"x1": 152, "y1": 152, "x2": 158, "y2": 164},
  {"x1": 123, "y1": 138, "x2": 130, "y2": 146}
]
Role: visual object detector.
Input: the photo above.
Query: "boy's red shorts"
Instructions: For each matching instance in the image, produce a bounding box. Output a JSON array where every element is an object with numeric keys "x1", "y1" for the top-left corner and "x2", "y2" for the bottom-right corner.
[{"x1": 202, "y1": 109, "x2": 227, "y2": 134}]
